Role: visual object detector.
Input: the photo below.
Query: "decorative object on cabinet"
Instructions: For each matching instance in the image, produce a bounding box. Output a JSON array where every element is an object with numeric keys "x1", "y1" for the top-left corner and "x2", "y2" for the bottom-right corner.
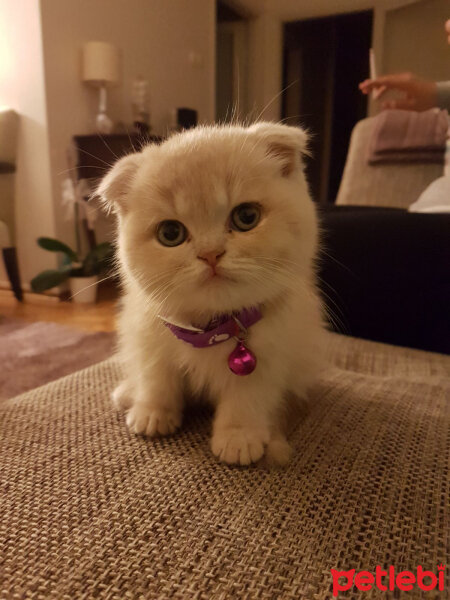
[{"x1": 131, "y1": 77, "x2": 151, "y2": 136}]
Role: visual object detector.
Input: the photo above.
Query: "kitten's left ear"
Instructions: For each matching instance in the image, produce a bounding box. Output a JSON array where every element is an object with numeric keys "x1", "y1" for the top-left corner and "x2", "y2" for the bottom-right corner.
[
  {"x1": 96, "y1": 152, "x2": 143, "y2": 214},
  {"x1": 248, "y1": 122, "x2": 309, "y2": 177}
]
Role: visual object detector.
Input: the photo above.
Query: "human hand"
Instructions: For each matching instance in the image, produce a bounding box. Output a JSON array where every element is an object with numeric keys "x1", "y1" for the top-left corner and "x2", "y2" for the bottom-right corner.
[
  {"x1": 359, "y1": 73, "x2": 438, "y2": 111},
  {"x1": 445, "y1": 19, "x2": 450, "y2": 43}
]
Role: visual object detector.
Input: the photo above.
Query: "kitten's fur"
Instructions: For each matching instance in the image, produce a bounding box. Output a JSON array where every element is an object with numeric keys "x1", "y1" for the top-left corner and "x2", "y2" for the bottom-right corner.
[{"x1": 98, "y1": 122, "x2": 325, "y2": 466}]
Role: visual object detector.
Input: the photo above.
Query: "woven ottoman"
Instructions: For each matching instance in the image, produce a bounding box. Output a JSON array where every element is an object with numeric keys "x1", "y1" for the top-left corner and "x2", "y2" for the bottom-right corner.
[{"x1": 1, "y1": 334, "x2": 449, "y2": 599}]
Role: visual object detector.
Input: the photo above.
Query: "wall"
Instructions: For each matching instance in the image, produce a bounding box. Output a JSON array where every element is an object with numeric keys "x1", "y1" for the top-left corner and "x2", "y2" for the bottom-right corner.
[
  {"x1": 383, "y1": 0, "x2": 450, "y2": 80},
  {"x1": 40, "y1": 0, "x2": 216, "y2": 254},
  {"x1": 264, "y1": 0, "x2": 374, "y2": 19},
  {"x1": 0, "y1": 0, "x2": 56, "y2": 287},
  {"x1": 241, "y1": 0, "x2": 428, "y2": 120},
  {"x1": 248, "y1": 14, "x2": 282, "y2": 121},
  {"x1": 3, "y1": 0, "x2": 441, "y2": 288},
  {"x1": 0, "y1": 0, "x2": 216, "y2": 288}
]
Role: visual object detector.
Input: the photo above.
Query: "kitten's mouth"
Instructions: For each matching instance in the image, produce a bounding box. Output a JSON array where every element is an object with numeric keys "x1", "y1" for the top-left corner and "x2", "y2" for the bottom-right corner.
[{"x1": 201, "y1": 266, "x2": 235, "y2": 283}]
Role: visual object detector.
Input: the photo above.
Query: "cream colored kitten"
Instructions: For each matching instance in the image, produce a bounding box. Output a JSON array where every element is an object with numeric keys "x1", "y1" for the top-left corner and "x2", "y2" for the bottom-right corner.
[{"x1": 98, "y1": 122, "x2": 325, "y2": 466}]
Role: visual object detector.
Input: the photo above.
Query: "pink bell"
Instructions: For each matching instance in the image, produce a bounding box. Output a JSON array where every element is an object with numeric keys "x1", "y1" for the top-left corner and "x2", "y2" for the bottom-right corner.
[{"x1": 228, "y1": 341, "x2": 257, "y2": 376}]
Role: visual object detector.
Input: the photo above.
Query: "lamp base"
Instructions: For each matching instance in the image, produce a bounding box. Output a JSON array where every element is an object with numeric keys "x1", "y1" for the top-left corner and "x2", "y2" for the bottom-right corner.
[
  {"x1": 95, "y1": 85, "x2": 113, "y2": 134},
  {"x1": 96, "y1": 111, "x2": 113, "y2": 134}
]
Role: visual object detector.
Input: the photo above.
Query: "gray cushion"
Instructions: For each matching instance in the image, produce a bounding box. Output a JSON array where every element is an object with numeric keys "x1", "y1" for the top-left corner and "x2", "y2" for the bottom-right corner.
[{"x1": 336, "y1": 117, "x2": 443, "y2": 209}]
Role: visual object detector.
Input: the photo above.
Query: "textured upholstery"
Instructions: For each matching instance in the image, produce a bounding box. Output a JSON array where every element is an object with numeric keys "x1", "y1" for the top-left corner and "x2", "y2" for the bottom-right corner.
[
  {"x1": 0, "y1": 108, "x2": 19, "y2": 244},
  {"x1": 1, "y1": 333, "x2": 449, "y2": 599},
  {"x1": 336, "y1": 117, "x2": 443, "y2": 209},
  {"x1": 0, "y1": 108, "x2": 19, "y2": 165}
]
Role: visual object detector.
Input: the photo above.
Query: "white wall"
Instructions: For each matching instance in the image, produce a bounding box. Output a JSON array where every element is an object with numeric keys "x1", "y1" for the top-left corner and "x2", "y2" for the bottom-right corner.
[
  {"x1": 248, "y1": 14, "x2": 282, "y2": 121},
  {"x1": 242, "y1": 0, "x2": 429, "y2": 119},
  {"x1": 0, "y1": 0, "x2": 56, "y2": 287},
  {"x1": 245, "y1": 0, "x2": 376, "y2": 121},
  {"x1": 383, "y1": 0, "x2": 450, "y2": 80},
  {"x1": 0, "y1": 0, "x2": 216, "y2": 288},
  {"x1": 3, "y1": 0, "x2": 441, "y2": 290},
  {"x1": 40, "y1": 0, "x2": 216, "y2": 254}
]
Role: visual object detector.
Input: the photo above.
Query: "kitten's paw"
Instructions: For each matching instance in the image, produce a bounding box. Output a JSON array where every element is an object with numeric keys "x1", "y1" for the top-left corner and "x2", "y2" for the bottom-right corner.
[
  {"x1": 211, "y1": 428, "x2": 267, "y2": 466},
  {"x1": 126, "y1": 404, "x2": 181, "y2": 437},
  {"x1": 266, "y1": 437, "x2": 292, "y2": 467},
  {"x1": 111, "y1": 380, "x2": 133, "y2": 410}
]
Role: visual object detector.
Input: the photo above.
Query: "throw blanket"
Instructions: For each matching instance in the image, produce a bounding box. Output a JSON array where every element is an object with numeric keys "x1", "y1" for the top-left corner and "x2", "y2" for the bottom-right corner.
[{"x1": 367, "y1": 108, "x2": 448, "y2": 164}]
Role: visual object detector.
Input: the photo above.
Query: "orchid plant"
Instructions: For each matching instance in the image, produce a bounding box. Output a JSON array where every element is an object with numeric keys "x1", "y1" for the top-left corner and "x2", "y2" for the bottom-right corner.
[{"x1": 30, "y1": 237, "x2": 114, "y2": 293}]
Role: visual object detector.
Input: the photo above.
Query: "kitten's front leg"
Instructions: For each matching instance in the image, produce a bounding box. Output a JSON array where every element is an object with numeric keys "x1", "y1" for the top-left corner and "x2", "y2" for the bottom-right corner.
[
  {"x1": 125, "y1": 359, "x2": 184, "y2": 437},
  {"x1": 211, "y1": 379, "x2": 284, "y2": 466}
]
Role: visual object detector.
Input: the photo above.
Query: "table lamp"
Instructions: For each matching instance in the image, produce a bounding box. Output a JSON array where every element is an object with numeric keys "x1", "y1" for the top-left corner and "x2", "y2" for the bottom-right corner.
[{"x1": 82, "y1": 41, "x2": 120, "y2": 134}]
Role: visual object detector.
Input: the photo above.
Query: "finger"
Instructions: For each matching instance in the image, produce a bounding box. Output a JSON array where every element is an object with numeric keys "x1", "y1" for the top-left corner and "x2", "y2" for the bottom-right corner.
[
  {"x1": 359, "y1": 79, "x2": 397, "y2": 93},
  {"x1": 361, "y1": 73, "x2": 415, "y2": 92},
  {"x1": 373, "y1": 85, "x2": 387, "y2": 100},
  {"x1": 445, "y1": 19, "x2": 450, "y2": 35},
  {"x1": 359, "y1": 79, "x2": 378, "y2": 92},
  {"x1": 359, "y1": 82, "x2": 382, "y2": 95},
  {"x1": 360, "y1": 83, "x2": 392, "y2": 100}
]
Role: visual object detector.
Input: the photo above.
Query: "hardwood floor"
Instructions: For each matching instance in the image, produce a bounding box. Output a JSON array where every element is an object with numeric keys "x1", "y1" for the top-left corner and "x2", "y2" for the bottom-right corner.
[{"x1": 0, "y1": 282, "x2": 118, "y2": 333}]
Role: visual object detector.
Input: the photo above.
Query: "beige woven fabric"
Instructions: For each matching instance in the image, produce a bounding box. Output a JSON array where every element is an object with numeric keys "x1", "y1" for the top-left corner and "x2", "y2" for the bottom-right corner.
[{"x1": 1, "y1": 334, "x2": 449, "y2": 599}]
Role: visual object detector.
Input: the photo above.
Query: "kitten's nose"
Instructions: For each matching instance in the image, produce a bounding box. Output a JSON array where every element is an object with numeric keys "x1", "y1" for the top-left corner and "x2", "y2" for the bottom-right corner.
[{"x1": 197, "y1": 249, "x2": 225, "y2": 267}]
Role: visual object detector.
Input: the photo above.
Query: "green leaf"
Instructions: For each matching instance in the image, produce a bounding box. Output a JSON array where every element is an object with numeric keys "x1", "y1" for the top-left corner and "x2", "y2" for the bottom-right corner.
[
  {"x1": 37, "y1": 237, "x2": 78, "y2": 262},
  {"x1": 30, "y1": 268, "x2": 71, "y2": 293},
  {"x1": 94, "y1": 242, "x2": 114, "y2": 261},
  {"x1": 83, "y1": 242, "x2": 114, "y2": 276}
]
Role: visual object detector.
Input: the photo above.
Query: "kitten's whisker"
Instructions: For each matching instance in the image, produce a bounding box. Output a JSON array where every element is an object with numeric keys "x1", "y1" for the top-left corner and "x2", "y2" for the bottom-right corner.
[
  {"x1": 235, "y1": 58, "x2": 240, "y2": 122},
  {"x1": 239, "y1": 264, "x2": 322, "y2": 311},
  {"x1": 69, "y1": 274, "x2": 115, "y2": 300},
  {"x1": 76, "y1": 147, "x2": 115, "y2": 169},
  {"x1": 313, "y1": 275, "x2": 351, "y2": 332},
  {"x1": 126, "y1": 129, "x2": 137, "y2": 153},
  {"x1": 318, "y1": 248, "x2": 357, "y2": 279},
  {"x1": 278, "y1": 114, "x2": 312, "y2": 125},
  {"x1": 254, "y1": 79, "x2": 299, "y2": 123},
  {"x1": 131, "y1": 265, "x2": 187, "y2": 313},
  {"x1": 98, "y1": 133, "x2": 121, "y2": 162},
  {"x1": 57, "y1": 165, "x2": 110, "y2": 177}
]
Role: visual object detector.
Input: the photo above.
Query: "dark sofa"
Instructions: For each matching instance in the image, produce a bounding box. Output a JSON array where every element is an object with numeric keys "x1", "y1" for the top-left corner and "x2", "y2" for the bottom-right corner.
[{"x1": 317, "y1": 205, "x2": 450, "y2": 354}]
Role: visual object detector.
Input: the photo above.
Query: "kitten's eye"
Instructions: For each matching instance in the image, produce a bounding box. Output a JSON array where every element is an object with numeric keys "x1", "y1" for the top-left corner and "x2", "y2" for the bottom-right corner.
[
  {"x1": 156, "y1": 220, "x2": 187, "y2": 247},
  {"x1": 230, "y1": 203, "x2": 261, "y2": 232}
]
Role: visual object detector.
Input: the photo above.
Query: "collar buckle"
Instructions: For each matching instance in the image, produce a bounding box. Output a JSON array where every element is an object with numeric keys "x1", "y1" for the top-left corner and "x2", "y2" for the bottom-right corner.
[{"x1": 232, "y1": 315, "x2": 248, "y2": 342}]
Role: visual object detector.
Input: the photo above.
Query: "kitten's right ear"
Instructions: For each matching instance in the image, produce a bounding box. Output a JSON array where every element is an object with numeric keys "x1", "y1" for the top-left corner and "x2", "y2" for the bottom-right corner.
[{"x1": 96, "y1": 153, "x2": 143, "y2": 214}]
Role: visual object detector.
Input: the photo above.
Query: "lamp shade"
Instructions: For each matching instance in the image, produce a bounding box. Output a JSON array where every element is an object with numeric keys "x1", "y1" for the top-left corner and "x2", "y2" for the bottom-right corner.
[{"x1": 82, "y1": 41, "x2": 120, "y2": 85}]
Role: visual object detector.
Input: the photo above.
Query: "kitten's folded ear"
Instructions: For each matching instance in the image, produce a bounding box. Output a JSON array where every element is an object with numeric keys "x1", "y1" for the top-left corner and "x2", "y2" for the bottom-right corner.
[
  {"x1": 96, "y1": 152, "x2": 143, "y2": 213},
  {"x1": 248, "y1": 122, "x2": 309, "y2": 177}
]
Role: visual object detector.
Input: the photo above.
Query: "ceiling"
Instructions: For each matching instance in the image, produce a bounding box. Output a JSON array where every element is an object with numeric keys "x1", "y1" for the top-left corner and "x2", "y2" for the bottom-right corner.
[{"x1": 230, "y1": 0, "x2": 423, "y2": 20}]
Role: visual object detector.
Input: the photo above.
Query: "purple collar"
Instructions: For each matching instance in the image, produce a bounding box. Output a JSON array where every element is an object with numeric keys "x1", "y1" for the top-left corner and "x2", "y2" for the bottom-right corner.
[{"x1": 161, "y1": 306, "x2": 262, "y2": 348}]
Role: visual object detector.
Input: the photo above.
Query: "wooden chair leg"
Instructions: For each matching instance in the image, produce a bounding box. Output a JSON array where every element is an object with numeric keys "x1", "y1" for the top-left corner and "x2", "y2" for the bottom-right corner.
[{"x1": 2, "y1": 246, "x2": 23, "y2": 301}]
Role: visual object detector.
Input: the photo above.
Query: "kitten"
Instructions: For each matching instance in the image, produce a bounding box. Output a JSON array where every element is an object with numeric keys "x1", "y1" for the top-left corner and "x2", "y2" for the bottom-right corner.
[{"x1": 98, "y1": 122, "x2": 325, "y2": 466}]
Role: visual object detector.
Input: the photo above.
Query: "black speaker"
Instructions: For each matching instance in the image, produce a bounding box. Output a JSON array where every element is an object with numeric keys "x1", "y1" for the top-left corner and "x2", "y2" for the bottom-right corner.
[{"x1": 176, "y1": 108, "x2": 197, "y2": 130}]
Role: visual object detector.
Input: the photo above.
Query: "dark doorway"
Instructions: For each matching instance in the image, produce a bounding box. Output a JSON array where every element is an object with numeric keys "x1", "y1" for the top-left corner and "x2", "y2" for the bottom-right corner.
[
  {"x1": 216, "y1": 0, "x2": 249, "y2": 123},
  {"x1": 282, "y1": 11, "x2": 373, "y2": 203}
]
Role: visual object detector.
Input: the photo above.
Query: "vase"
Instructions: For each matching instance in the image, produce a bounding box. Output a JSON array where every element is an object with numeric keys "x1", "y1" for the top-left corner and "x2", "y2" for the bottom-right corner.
[{"x1": 69, "y1": 275, "x2": 98, "y2": 304}]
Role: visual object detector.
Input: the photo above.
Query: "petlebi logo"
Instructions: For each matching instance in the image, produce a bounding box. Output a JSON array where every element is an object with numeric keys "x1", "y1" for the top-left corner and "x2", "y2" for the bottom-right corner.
[{"x1": 330, "y1": 564, "x2": 445, "y2": 596}]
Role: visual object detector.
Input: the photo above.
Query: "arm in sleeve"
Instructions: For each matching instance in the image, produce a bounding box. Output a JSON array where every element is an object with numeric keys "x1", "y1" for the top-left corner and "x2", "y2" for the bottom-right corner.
[{"x1": 436, "y1": 81, "x2": 450, "y2": 110}]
